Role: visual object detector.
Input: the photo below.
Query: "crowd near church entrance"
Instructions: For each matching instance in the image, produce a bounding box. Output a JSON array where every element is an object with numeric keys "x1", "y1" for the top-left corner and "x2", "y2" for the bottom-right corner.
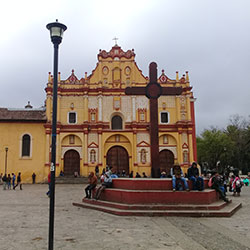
[
  {"x1": 159, "y1": 149, "x2": 174, "y2": 176},
  {"x1": 106, "y1": 146, "x2": 129, "y2": 175},
  {"x1": 63, "y1": 150, "x2": 80, "y2": 175}
]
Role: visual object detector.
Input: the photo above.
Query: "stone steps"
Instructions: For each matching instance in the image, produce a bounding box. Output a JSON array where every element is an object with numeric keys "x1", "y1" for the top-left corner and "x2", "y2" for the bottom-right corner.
[
  {"x1": 55, "y1": 176, "x2": 89, "y2": 184},
  {"x1": 73, "y1": 200, "x2": 242, "y2": 217},
  {"x1": 72, "y1": 178, "x2": 241, "y2": 217}
]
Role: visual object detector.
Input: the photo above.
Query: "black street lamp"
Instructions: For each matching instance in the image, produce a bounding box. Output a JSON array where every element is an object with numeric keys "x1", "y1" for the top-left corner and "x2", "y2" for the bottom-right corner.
[
  {"x1": 5, "y1": 147, "x2": 8, "y2": 175},
  {"x1": 46, "y1": 19, "x2": 67, "y2": 250}
]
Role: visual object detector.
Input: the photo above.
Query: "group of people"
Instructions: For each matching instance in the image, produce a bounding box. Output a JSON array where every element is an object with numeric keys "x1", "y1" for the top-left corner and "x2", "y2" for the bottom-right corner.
[
  {"x1": 160, "y1": 162, "x2": 204, "y2": 192},
  {"x1": 0, "y1": 172, "x2": 22, "y2": 190},
  {"x1": 85, "y1": 166, "x2": 113, "y2": 200},
  {"x1": 85, "y1": 162, "x2": 246, "y2": 203}
]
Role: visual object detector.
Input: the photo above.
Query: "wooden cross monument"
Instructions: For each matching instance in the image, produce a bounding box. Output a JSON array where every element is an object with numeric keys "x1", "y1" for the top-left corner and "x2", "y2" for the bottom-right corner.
[{"x1": 125, "y1": 62, "x2": 183, "y2": 178}]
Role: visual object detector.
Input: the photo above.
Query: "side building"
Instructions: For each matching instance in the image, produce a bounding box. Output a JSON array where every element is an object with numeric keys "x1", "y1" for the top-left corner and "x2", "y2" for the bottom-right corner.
[{"x1": 0, "y1": 45, "x2": 197, "y2": 182}]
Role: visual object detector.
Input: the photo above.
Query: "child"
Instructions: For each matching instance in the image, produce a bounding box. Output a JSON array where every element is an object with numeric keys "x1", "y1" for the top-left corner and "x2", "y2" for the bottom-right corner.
[{"x1": 231, "y1": 175, "x2": 242, "y2": 196}]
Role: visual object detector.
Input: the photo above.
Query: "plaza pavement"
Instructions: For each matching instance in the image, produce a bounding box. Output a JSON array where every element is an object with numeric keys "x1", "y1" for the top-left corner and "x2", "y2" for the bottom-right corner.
[{"x1": 0, "y1": 184, "x2": 250, "y2": 250}]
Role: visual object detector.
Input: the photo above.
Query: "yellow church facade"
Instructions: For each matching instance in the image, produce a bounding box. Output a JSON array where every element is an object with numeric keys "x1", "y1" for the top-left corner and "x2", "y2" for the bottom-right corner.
[{"x1": 0, "y1": 45, "x2": 197, "y2": 183}]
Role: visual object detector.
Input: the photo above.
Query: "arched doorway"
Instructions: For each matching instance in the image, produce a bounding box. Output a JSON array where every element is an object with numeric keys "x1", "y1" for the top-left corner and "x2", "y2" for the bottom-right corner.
[
  {"x1": 159, "y1": 149, "x2": 174, "y2": 176},
  {"x1": 64, "y1": 150, "x2": 80, "y2": 176},
  {"x1": 106, "y1": 146, "x2": 129, "y2": 175}
]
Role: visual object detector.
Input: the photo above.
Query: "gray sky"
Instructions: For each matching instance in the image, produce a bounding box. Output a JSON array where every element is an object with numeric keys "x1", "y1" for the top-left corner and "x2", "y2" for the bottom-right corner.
[{"x1": 1, "y1": 0, "x2": 250, "y2": 135}]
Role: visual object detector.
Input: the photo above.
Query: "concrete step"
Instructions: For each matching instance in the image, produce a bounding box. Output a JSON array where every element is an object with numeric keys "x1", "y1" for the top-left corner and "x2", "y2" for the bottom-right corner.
[
  {"x1": 112, "y1": 178, "x2": 209, "y2": 190},
  {"x1": 55, "y1": 176, "x2": 89, "y2": 184},
  {"x1": 99, "y1": 188, "x2": 218, "y2": 205},
  {"x1": 79, "y1": 199, "x2": 229, "y2": 211},
  {"x1": 72, "y1": 200, "x2": 242, "y2": 217}
]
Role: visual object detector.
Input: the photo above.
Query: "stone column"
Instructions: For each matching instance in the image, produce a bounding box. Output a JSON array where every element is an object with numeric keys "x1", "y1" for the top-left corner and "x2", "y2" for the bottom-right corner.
[
  {"x1": 84, "y1": 131, "x2": 88, "y2": 166},
  {"x1": 98, "y1": 131, "x2": 102, "y2": 165},
  {"x1": 98, "y1": 95, "x2": 103, "y2": 122},
  {"x1": 132, "y1": 96, "x2": 136, "y2": 121},
  {"x1": 45, "y1": 133, "x2": 50, "y2": 164},
  {"x1": 83, "y1": 95, "x2": 88, "y2": 122}
]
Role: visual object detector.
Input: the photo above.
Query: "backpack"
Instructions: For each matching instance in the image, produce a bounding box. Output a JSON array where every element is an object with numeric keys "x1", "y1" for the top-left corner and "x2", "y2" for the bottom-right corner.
[{"x1": 236, "y1": 179, "x2": 242, "y2": 188}]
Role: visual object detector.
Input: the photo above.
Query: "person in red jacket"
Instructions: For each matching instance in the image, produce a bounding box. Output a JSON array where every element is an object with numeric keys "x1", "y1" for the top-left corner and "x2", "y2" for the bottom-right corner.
[
  {"x1": 46, "y1": 172, "x2": 51, "y2": 197},
  {"x1": 85, "y1": 172, "x2": 98, "y2": 199}
]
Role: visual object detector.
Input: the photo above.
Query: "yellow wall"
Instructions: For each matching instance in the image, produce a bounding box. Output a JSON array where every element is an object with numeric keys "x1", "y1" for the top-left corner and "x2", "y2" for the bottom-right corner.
[{"x1": 0, "y1": 123, "x2": 46, "y2": 183}]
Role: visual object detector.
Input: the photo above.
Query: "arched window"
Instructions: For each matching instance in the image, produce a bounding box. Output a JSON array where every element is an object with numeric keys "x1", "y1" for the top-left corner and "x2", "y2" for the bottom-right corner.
[
  {"x1": 111, "y1": 115, "x2": 122, "y2": 130},
  {"x1": 22, "y1": 134, "x2": 31, "y2": 157},
  {"x1": 90, "y1": 149, "x2": 96, "y2": 163}
]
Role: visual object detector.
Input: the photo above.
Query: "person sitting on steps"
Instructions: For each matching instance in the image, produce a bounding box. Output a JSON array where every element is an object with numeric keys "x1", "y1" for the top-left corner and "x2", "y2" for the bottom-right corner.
[
  {"x1": 170, "y1": 164, "x2": 189, "y2": 191},
  {"x1": 209, "y1": 170, "x2": 229, "y2": 202},
  {"x1": 84, "y1": 172, "x2": 98, "y2": 199},
  {"x1": 95, "y1": 170, "x2": 113, "y2": 200},
  {"x1": 187, "y1": 162, "x2": 204, "y2": 191}
]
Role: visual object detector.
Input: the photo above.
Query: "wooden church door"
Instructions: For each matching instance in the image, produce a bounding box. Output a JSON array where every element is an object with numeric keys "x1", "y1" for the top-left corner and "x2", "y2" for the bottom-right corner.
[
  {"x1": 159, "y1": 149, "x2": 174, "y2": 176},
  {"x1": 64, "y1": 150, "x2": 80, "y2": 176},
  {"x1": 106, "y1": 146, "x2": 129, "y2": 175}
]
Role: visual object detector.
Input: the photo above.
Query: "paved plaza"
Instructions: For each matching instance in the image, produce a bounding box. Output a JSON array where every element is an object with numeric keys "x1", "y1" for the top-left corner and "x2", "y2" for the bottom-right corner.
[{"x1": 0, "y1": 184, "x2": 250, "y2": 250}]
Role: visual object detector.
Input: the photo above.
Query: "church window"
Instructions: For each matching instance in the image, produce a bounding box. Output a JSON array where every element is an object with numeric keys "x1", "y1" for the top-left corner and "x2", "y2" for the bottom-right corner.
[
  {"x1": 113, "y1": 67, "x2": 121, "y2": 82},
  {"x1": 111, "y1": 115, "x2": 122, "y2": 130},
  {"x1": 69, "y1": 135, "x2": 75, "y2": 144},
  {"x1": 113, "y1": 97, "x2": 121, "y2": 110},
  {"x1": 68, "y1": 112, "x2": 76, "y2": 124},
  {"x1": 138, "y1": 108, "x2": 146, "y2": 122},
  {"x1": 90, "y1": 149, "x2": 96, "y2": 163},
  {"x1": 160, "y1": 112, "x2": 169, "y2": 123},
  {"x1": 22, "y1": 134, "x2": 31, "y2": 157},
  {"x1": 89, "y1": 109, "x2": 97, "y2": 122},
  {"x1": 140, "y1": 149, "x2": 147, "y2": 164}
]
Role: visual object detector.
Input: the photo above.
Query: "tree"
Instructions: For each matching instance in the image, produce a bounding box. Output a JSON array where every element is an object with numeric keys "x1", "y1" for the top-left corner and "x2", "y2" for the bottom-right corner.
[{"x1": 197, "y1": 128, "x2": 234, "y2": 172}]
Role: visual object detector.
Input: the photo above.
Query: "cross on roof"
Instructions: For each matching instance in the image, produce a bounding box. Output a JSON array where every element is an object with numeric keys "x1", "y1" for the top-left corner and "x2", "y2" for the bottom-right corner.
[
  {"x1": 113, "y1": 37, "x2": 119, "y2": 45},
  {"x1": 125, "y1": 62, "x2": 183, "y2": 178}
]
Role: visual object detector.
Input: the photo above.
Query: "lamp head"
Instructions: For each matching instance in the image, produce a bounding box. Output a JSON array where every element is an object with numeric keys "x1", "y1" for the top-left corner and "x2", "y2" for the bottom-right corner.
[{"x1": 46, "y1": 19, "x2": 67, "y2": 44}]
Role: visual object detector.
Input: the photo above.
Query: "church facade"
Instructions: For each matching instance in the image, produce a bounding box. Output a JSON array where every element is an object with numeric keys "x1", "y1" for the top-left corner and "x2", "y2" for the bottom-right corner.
[{"x1": 0, "y1": 45, "x2": 197, "y2": 183}]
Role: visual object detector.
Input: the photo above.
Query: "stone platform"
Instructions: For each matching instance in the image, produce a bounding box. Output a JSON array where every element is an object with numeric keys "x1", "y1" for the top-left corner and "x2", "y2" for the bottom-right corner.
[{"x1": 73, "y1": 178, "x2": 242, "y2": 217}]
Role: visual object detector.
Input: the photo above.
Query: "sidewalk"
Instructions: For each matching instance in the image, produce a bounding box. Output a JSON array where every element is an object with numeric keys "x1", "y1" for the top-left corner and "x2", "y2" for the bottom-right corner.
[{"x1": 0, "y1": 184, "x2": 249, "y2": 250}]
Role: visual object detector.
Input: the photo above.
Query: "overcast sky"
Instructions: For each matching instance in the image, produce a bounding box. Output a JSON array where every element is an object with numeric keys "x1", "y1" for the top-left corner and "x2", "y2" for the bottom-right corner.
[{"x1": 1, "y1": 0, "x2": 250, "y2": 135}]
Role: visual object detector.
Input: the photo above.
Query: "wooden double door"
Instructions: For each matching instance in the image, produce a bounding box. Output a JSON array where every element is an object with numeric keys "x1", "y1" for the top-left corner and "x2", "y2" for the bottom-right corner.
[
  {"x1": 64, "y1": 150, "x2": 80, "y2": 176},
  {"x1": 159, "y1": 149, "x2": 174, "y2": 176},
  {"x1": 106, "y1": 146, "x2": 129, "y2": 175}
]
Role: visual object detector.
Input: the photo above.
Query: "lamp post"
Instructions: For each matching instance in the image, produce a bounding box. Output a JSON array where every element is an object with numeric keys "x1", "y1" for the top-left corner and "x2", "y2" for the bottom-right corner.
[
  {"x1": 46, "y1": 19, "x2": 67, "y2": 250},
  {"x1": 5, "y1": 147, "x2": 8, "y2": 175}
]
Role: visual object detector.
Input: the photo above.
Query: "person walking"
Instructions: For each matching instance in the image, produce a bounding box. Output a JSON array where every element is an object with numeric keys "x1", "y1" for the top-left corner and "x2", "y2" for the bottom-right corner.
[
  {"x1": 13, "y1": 172, "x2": 22, "y2": 190},
  {"x1": 46, "y1": 172, "x2": 51, "y2": 197},
  {"x1": 12, "y1": 173, "x2": 16, "y2": 189},
  {"x1": 2, "y1": 174, "x2": 7, "y2": 190},
  {"x1": 32, "y1": 172, "x2": 36, "y2": 184},
  {"x1": 7, "y1": 174, "x2": 11, "y2": 190}
]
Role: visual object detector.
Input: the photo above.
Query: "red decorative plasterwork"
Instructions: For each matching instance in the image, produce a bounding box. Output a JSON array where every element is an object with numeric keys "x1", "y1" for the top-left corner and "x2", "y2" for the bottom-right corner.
[
  {"x1": 159, "y1": 74, "x2": 168, "y2": 83},
  {"x1": 137, "y1": 141, "x2": 150, "y2": 147},
  {"x1": 88, "y1": 142, "x2": 99, "y2": 148},
  {"x1": 98, "y1": 45, "x2": 135, "y2": 59},
  {"x1": 65, "y1": 70, "x2": 79, "y2": 84}
]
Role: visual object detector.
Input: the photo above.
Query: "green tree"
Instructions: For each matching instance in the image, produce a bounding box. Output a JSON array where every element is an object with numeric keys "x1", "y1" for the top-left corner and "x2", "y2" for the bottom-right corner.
[{"x1": 197, "y1": 128, "x2": 234, "y2": 172}]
